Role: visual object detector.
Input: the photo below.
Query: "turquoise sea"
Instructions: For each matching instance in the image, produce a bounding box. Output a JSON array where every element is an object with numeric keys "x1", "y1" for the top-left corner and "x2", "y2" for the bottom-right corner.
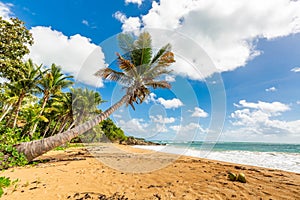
[{"x1": 157, "y1": 141, "x2": 300, "y2": 153}]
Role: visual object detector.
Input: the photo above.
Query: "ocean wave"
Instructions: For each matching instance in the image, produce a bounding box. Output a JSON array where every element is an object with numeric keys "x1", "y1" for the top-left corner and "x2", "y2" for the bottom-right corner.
[{"x1": 133, "y1": 145, "x2": 300, "y2": 173}]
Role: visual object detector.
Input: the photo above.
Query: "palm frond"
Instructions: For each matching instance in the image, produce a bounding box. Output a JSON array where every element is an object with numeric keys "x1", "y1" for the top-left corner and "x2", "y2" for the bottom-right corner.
[
  {"x1": 126, "y1": 85, "x2": 150, "y2": 110},
  {"x1": 131, "y1": 32, "x2": 153, "y2": 66},
  {"x1": 158, "y1": 51, "x2": 175, "y2": 66},
  {"x1": 117, "y1": 53, "x2": 136, "y2": 71},
  {"x1": 150, "y1": 44, "x2": 172, "y2": 65},
  {"x1": 116, "y1": 53, "x2": 138, "y2": 78},
  {"x1": 145, "y1": 80, "x2": 171, "y2": 89},
  {"x1": 143, "y1": 69, "x2": 173, "y2": 80},
  {"x1": 118, "y1": 33, "x2": 135, "y2": 54},
  {"x1": 95, "y1": 68, "x2": 124, "y2": 81},
  {"x1": 95, "y1": 68, "x2": 133, "y2": 85},
  {"x1": 143, "y1": 50, "x2": 175, "y2": 79}
]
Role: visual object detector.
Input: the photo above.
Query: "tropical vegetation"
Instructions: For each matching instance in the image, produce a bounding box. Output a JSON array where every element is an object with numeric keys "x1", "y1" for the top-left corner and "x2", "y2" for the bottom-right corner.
[{"x1": 0, "y1": 16, "x2": 175, "y2": 166}]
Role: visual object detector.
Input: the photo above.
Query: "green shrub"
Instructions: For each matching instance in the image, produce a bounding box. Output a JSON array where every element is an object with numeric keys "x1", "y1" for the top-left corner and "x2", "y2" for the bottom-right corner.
[
  {"x1": 0, "y1": 176, "x2": 11, "y2": 197},
  {"x1": 0, "y1": 144, "x2": 28, "y2": 169},
  {"x1": 0, "y1": 125, "x2": 29, "y2": 170},
  {"x1": 0, "y1": 125, "x2": 30, "y2": 145}
]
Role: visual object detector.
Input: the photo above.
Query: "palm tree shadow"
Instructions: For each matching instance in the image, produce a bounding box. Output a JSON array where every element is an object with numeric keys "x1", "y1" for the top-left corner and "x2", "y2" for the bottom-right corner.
[{"x1": 30, "y1": 148, "x2": 94, "y2": 165}]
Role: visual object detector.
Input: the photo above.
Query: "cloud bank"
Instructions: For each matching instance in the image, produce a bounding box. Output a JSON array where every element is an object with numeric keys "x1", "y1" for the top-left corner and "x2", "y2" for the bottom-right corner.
[
  {"x1": 230, "y1": 100, "x2": 300, "y2": 139},
  {"x1": 0, "y1": 4, "x2": 107, "y2": 87},
  {"x1": 118, "y1": 0, "x2": 300, "y2": 80},
  {"x1": 28, "y1": 26, "x2": 107, "y2": 87}
]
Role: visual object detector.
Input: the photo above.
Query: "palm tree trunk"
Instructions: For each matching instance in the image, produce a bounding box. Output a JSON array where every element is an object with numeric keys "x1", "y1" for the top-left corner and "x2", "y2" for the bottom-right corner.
[
  {"x1": 0, "y1": 103, "x2": 13, "y2": 122},
  {"x1": 57, "y1": 116, "x2": 69, "y2": 134},
  {"x1": 50, "y1": 115, "x2": 64, "y2": 136},
  {"x1": 42, "y1": 118, "x2": 52, "y2": 138},
  {"x1": 29, "y1": 95, "x2": 49, "y2": 136},
  {"x1": 14, "y1": 94, "x2": 129, "y2": 162},
  {"x1": 67, "y1": 120, "x2": 76, "y2": 131},
  {"x1": 12, "y1": 92, "x2": 26, "y2": 128}
]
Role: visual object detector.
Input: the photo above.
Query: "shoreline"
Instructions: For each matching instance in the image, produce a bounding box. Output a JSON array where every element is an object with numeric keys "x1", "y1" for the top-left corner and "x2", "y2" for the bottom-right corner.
[
  {"x1": 133, "y1": 144, "x2": 300, "y2": 173},
  {"x1": 1, "y1": 143, "x2": 299, "y2": 199}
]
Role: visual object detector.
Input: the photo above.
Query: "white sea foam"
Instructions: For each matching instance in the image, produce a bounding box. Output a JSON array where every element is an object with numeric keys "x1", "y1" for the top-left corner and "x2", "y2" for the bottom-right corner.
[{"x1": 134, "y1": 145, "x2": 300, "y2": 173}]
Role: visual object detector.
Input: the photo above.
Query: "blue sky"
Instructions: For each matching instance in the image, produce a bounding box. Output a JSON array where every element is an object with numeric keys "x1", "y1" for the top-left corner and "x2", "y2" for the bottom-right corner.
[{"x1": 1, "y1": 0, "x2": 300, "y2": 143}]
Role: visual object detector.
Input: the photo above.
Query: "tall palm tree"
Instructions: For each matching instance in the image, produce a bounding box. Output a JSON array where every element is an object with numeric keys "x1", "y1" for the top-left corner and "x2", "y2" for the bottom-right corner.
[
  {"x1": 0, "y1": 84, "x2": 19, "y2": 122},
  {"x1": 71, "y1": 87, "x2": 105, "y2": 125},
  {"x1": 14, "y1": 32, "x2": 175, "y2": 161},
  {"x1": 49, "y1": 92, "x2": 74, "y2": 136},
  {"x1": 29, "y1": 64, "x2": 73, "y2": 136},
  {"x1": 6, "y1": 59, "x2": 42, "y2": 128}
]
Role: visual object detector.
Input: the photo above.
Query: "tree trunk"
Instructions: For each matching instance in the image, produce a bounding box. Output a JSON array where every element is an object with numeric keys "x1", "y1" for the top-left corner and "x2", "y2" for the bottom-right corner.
[
  {"x1": 29, "y1": 94, "x2": 49, "y2": 136},
  {"x1": 15, "y1": 95, "x2": 129, "y2": 162},
  {"x1": 67, "y1": 120, "x2": 76, "y2": 131},
  {"x1": 50, "y1": 115, "x2": 64, "y2": 136},
  {"x1": 0, "y1": 103, "x2": 13, "y2": 122},
  {"x1": 12, "y1": 92, "x2": 26, "y2": 128},
  {"x1": 42, "y1": 118, "x2": 52, "y2": 138},
  {"x1": 57, "y1": 116, "x2": 69, "y2": 134}
]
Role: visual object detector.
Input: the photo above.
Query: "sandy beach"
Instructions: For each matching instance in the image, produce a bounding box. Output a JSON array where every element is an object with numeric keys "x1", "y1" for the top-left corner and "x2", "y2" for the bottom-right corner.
[{"x1": 1, "y1": 143, "x2": 299, "y2": 200}]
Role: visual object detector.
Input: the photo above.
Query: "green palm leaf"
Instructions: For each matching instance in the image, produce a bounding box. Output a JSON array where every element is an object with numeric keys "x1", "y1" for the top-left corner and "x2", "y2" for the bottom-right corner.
[
  {"x1": 150, "y1": 44, "x2": 172, "y2": 65},
  {"x1": 131, "y1": 32, "x2": 152, "y2": 66}
]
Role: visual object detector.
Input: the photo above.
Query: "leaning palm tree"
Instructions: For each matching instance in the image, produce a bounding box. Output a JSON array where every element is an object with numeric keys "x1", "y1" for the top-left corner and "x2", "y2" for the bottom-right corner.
[{"x1": 14, "y1": 32, "x2": 175, "y2": 161}]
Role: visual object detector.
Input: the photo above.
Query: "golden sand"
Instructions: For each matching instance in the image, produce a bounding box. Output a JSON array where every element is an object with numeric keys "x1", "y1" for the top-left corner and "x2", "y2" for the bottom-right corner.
[{"x1": 1, "y1": 144, "x2": 299, "y2": 199}]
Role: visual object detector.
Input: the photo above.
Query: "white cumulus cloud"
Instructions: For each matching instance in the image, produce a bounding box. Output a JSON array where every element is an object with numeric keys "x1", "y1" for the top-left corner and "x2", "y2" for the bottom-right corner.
[
  {"x1": 145, "y1": 93, "x2": 183, "y2": 109},
  {"x1": 234, "y1": 100, "x2": 290, "y2": 116},
  {"x1": 265, "y1": 87, "x2": 277, "y2": 92},
  {"x1": 125, "y1": 0, "x2": 143, "y2": 6},
  {"x1": 114, "y1": 11, "x2": 141, "y2": 35},
  {"x1": 150, "y1": 115, "x2": 176, "y2": 124},
  {"x1": 118, "y1": 118, "x2": 148, "y2": 134},
  {"x1": 291, "y1": 67, "x2": 300, "y2": 73},
  {"x1": 145, "y1": 93, "x2": 157, "y2": 104},
  {"x1": 165, "y1": 75, "x2": 176, "y2": 82},
  {"x1": 157, "y1": 97, "x2": 183, "y2": 109},
  {"x1": 230, "y1": 100, "x2": 300, "y2": 136},
  {"x1": 27, "y1": 26, "x2": 107, "y2": 87},
  {"x1": 190, "y1": 107, "x2": 209, "y2": 118},
  {"x1": 117, "y1": 117, "x2": 170, "y2": 137},
  {"x1": 170, "y1": 122, "x2": 206, "y2": 133},
  {"x1": 0, "y1": 2, "x2": 12, "y2": 20},
  {"x1": 117, "y1": 0, "x2": 300, "y2": 80},
  {"x1": 82, "y1": 19, "x2": 89, "y2": 26}
]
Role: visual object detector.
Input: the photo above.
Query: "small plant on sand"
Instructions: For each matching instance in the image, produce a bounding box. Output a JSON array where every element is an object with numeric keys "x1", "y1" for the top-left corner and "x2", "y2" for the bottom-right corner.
[
  {"x1": 53, "y1": 145, "x2": 67, "y2": 151},
  {"x1": 0, "y1": 176, "x2": 11, "y2": 197},
  {"x1": 0, "y1": 177, "x2": 19, "y2": 197}
]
